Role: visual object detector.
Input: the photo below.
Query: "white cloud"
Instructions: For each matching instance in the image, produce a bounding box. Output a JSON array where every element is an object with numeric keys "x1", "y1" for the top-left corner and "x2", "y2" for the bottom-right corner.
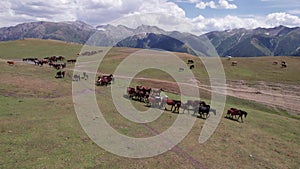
[
  {"x1": 196, "y1": 1, "x2": 217, "y2": 9},
  {"x1": 266, "y1": 12, "x2": 300, "y2": 27},
  {"x1": 218, "y1": 0, "x2": 237, "y2": 9},
  {"x1": 0, "y1": 0, "x2": 299, "y2": 37},
  {"x1": 195, "y1": 0, "x2": 237, "y2": 9}
]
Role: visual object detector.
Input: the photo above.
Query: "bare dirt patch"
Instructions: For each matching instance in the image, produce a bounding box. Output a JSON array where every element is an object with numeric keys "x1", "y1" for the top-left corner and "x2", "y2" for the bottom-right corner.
[{"x1": 226, "y1": 80, "x2": 300, "y2": 115}]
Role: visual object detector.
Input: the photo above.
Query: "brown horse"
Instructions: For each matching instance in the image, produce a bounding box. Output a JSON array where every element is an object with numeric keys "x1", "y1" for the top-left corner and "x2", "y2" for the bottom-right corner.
[
  {"x1": 226, "y1": 108, "x2": 248, "y2": 122},
  {"x1": 127, "y1": 87, "x2": 137, "y2": 99},
  {"x1": 7, "y1": 61, "x2": 14, "y2": 65},
  {"x1": 231, "y1": 61, "x2": 238, "y2": 66},
  {"x1": 96, "y1": 74, "x2": 114, "y2": 86},
  {"x1": 163, "y1": 98, "x2": 182, "y2": 113},
  {"x1": 135, "y1": 85, "x2": 151, "y2": 102}
]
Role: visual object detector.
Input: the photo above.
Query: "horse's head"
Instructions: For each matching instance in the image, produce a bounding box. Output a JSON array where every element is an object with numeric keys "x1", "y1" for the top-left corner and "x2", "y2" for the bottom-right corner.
[{"x1": 240, "y1": 110, "x2": 248, "y2": 118}]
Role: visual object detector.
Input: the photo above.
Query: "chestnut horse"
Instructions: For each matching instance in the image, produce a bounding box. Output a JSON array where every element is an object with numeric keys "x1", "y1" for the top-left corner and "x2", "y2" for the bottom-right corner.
[
  {"x1": 163, "y1": 98, "x2": 182, "y2": 113},
  {"x1": 226, "y1": 108, "x2": 248, "y2": 122}
]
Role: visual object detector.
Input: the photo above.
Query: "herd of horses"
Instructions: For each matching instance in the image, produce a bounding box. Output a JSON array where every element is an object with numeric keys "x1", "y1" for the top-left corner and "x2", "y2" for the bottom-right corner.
[
  {"x1": 22, "y1": 56, "x2": 78, "y2": 78},
  {"x1": 8, "y1": 56, "x2": 250, "y2": 122},
  {"x1": 126, "y1": 85, "x2": 248, "y2": 122}
]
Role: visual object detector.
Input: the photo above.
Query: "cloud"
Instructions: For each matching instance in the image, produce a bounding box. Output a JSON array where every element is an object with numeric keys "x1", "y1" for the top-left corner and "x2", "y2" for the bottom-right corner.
[
  {"x1": 266, "y1": 12, "x2": 300, "y2": 27},
  {"x1": 0, "y1": 0, "x2": 299, "y2": 36},
  {"x1": 195, "y1": 0, "x2": 237, "y2": 9}
]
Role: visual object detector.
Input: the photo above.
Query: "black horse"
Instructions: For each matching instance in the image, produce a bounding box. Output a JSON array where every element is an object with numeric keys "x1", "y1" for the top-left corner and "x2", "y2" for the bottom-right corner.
[
  {"x1": 194, "y1": 104, "x2": 216, "y2": 119},
  {"x1": 55, "y1": 71, "x2": 65, "y2": 78}
]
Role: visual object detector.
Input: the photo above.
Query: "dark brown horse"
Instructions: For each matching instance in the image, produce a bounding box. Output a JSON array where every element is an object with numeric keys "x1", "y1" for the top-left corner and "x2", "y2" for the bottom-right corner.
[
  {"x1": 55, "y1": 71, "x2": 65, "y2": 78},
  {"x1": 127, "y1": 87, "x2": 137, "y2": 99},
  {"x1": 96, "y1": 74, "x2": 114, "y2": 86},
  {"x1": 226, "y1": 108, "x2": 248, "y2": 122}
]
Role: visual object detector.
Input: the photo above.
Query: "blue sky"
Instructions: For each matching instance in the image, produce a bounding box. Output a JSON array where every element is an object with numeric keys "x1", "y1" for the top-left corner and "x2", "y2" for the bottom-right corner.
[
  {"x1": 0, "y1": 0, "x2": 300, "y2": 35},
  {"x1": 174, "y1": 0, "x2": 300, "y2": 18}
]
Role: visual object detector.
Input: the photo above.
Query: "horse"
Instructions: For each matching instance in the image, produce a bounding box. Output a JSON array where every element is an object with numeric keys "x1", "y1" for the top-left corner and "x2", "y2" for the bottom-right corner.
[
  {"x1": 187, "y1": 59, "x2": 194, "y2": 64},
  {"x1": 67, "y1": 59, "x2": 76, "y2": 63},
  {"x1": 73, "y1": 74, "x2": 80, "y2": 81},
  {"x1": 7, "y1": 61, "x2": 14, "y2": 65},
  {"x1": 127, "y1": 87, "x2": 137, "y2": 99},
  {"x1": 226, "y1": 108, "x2": 248, "y2": 122},
  {"x1": 281, "y1": 63, "x2": 287, "y2": 68},
  {"x1": 181, "y1": 100, "x2": 206, "y2": 114},
  {"x1": 96, "y1": 74, "x2": 114, "y2": 86},
  {"x1": 57, "y1": 56, "x2": 65, "y2": 61},
  {"x1": 135, "y1": 85, "x2": 151, "y2": 102},
  {"x1": 82, "y1": 72, "x2": 88, "y2": 80},
  {"x1": 148, "y1": 95, "x2": 163, "y2": 108},
  {"x1": 163, "y1": 98, "x2": 182, "y2": 113},
  {"x1": 198, "y1": 104, "x2": 211, "y2": 118},
  {"x1": 151, "y1": 88, "x2": 163, "y2": 97},
  {"x1": 190, "y1": 65, "x2": 195, "y2": 70},
  {"x1": 55, "y1": 71, "x2": 65, "y2": 78},
  {"x1": 231, "y1": 61, "x2": 238, "y2": 66}
]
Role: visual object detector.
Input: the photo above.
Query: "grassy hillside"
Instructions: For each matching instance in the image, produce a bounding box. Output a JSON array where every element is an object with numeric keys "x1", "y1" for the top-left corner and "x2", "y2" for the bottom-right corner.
[
  {"x1": 0, "y1": 38, "x2": 82, "y2": 59},
  {"x1": 0, "y1": 39, "x2": 299, "y2": 168}
]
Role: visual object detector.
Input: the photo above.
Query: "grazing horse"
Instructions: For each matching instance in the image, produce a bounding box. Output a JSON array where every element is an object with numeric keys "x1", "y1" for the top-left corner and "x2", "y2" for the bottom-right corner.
[
  {"x1": 190, "y1": 65, "x2": 195, "y2": 70},
  {"x1": 7, "y1": 61, "x2": 14, "y2": 65},
  {"x1": 226, "y1": 108, "x2": 248, "y2": 122},
  {"x1": 231, "y1": 61, "x2": 238, "y2": 66}
]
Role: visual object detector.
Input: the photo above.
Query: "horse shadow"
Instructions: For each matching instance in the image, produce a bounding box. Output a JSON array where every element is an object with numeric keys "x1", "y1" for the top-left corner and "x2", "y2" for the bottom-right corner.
[{"x1": 224, "y1": 116, "x2": 242, "y2": 123}]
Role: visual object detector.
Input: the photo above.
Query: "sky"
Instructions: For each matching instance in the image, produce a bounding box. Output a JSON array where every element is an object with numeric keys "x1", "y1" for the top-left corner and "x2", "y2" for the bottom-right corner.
[{"x1": 0, "y1": 0, "x2": 300, "y2": 35}]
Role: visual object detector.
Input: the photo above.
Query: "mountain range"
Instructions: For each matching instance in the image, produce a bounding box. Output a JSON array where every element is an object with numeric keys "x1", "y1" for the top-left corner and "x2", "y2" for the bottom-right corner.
[{"x1": 0, "y1": 20, "x2": 299, "y2": 57}]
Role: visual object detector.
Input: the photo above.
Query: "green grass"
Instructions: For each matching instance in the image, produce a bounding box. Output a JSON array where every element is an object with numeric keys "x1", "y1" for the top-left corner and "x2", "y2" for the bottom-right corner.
[
  {"x1": 0, "y1": 39, "x2": 299, "y2": 168},
  {"x1": 0, "y1": 38, "x2": 82, "y2": 59}
]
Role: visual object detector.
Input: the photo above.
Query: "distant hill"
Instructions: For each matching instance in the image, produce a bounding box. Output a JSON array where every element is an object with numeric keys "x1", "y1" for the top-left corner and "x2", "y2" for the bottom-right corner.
[
  {"x1": 0, "y1": 21, "x2": 299, "y2": 57},
  {"x1": 115, "y1": 33, "x2": 197, "y2": 55},
  {"x1": 0, "y1": 21, "x2": 96, "y2": 44},
  {"x1": 204, "y1": 25, "x2": 300, "y2": 57}
]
